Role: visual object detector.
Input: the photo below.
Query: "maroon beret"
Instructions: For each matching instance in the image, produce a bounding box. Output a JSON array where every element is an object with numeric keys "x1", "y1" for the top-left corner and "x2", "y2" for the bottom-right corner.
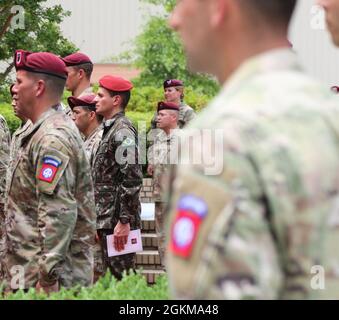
[
  {"x1": 99, "y1": 75, "x2": 133, "y2": 92},
  {"x1": 331, "y1": 86, "x2": 339, "y2": 94},
  {"x1": 68, "y1": 94, "x2": 97, "y2": 111},
  {"x1": 163, "y1": 79, "x2": 184, "y2": 89},
  {"x1": 62, "y1": 52, "x2": 92, "y2": 66},
  {"x1": 14, "y1": 50, "x2": 67, "y2": 80},
  {"x1": 157, "y1": 101, "x2": 180, "y2": 112}
]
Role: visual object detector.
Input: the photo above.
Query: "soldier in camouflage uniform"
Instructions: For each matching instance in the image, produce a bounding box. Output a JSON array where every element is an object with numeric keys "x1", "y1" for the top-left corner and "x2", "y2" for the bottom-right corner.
[
  {"x1": 68, "y1": 94, "x2": 104, "y2": 281},
  {"x1": 68, "y1": 94, "x2": 103, "y2": 168},
  {"x1": 93, "y1": 75, "x2": 142, "y2": 280},
  {"x1": 62, "y1": 52, "x2": 94, "y2": 116},
  {"x1": 147, "y1": 101, "x2": 179, "y2": 267},
  {"x1": 150, "y1": 79, "x2": 195, "y2": 130},
  {"x1": 166, "y1": 0, "x2": 339, "y2": 299},
  {"x1": 3, "y1": 50, "x2": 96, "y2": 293},
  {"x1": 0, "y1": 112, "x2": 11, "y2": 268}
]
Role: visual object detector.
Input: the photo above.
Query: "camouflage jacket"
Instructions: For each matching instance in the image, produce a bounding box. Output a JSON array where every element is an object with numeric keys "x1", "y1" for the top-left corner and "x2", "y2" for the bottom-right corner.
[
  {"x1": 147, "y1": 129, "x2": 179, "y2": 202},
  {"x1": 3, "y1": 107, "x2": 96, "y2": 289},
  {"x1": 93, "y1": 111, "x2": 142, "y2": 230},
  {"x1": 151, "y1": 103, "x2": 196, "y2": 129},
  {"x1": 84, "y1": 125, "x2": 103, "y2": 169},
  {"x1": 167, "y1": 48, "x2": 339, "y2": 299},
  {"x1": 0, "y1": 115, "x2": 11, "y2": 218}
]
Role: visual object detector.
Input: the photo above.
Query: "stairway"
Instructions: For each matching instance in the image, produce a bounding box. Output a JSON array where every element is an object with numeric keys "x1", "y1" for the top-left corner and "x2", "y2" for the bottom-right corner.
[{"x1": 136, "y1": 209, "x2": 166, "y2": 284}]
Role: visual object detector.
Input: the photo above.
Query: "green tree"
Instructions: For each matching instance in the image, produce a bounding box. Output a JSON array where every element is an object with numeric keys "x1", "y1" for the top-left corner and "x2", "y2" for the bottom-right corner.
[
  {"x1": 125, "y1": 0, "x2": 219, "y2": 97},
  {"x1": 0, "y1": 0, "x2": 77, "y2": 101}
]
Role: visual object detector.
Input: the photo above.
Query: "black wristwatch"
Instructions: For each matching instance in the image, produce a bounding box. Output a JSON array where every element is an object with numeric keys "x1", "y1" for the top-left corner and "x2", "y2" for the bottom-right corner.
[{"x1": 119, "y1": 217, "x2": 130, "y2": 224}]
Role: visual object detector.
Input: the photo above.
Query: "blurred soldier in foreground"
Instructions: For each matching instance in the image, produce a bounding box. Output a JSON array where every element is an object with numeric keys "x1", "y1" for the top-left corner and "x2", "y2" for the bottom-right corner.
[
  {"x1": 3, "y1": 50, "x2": 96, "y2": 293},
  {"x1": 147, "y1": 101, "x2": 179, "y2": 267},
  {"x1": 166, "y1": 0, "x2": 339, "y2": 299},
  {"x1": 93, "y1": 75, "x2": 142, "y2": 280},
  {"x1": 68, "y1": 93, "x2": 104, "y2": 282}
]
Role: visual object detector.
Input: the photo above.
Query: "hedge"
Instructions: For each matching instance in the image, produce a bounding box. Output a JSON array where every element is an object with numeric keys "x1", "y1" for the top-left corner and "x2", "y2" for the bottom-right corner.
[
  {"x1": 1, "y1": 271, "x2": 169, "y2": 300},
  {"x1": 0, "y1": 86, "x2": 213, "y2": 134}
]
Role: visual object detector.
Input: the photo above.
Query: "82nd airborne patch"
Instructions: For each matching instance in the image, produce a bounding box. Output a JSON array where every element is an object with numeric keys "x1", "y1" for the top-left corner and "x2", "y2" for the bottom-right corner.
[{"x1": 38, "y1": 156, "x2": 62, "y2": 183}]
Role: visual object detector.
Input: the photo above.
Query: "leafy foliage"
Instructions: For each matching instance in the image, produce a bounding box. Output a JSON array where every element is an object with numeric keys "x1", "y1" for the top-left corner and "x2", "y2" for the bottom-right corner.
[
  {"x1": 1, "y1": 271, "x2": 169, "y2": 300},
  {"x1": 0, "y1": 0, "x2": 77, "y2": 94},
  {"x1": 121, "y1": 0, "x2": 219, "y2": 97}
]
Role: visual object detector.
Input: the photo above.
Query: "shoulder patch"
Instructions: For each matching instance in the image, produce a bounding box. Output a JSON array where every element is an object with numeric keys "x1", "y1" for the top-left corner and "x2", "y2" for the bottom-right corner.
[
  {"x1": 170, "y1": 195, "x2": 208, "y2": 258},
  {"x1": 38, "y1": 156, "x2": 62, "y2": 183}
]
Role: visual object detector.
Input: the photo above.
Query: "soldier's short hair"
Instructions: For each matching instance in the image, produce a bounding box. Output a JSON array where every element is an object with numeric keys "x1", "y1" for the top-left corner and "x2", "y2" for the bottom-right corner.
[
  {"x1": 108, "y1": 90, "x2": 131, "y2": 110},
  {"x1": 73, "y1": 62, "x2": 93, "y2": 79},
  {"x1": 238, "y1": 0, "x2": 297, "y2": 27},
  {"x1": 30, "y1": 72, "x2": 66, "y2": 100}
]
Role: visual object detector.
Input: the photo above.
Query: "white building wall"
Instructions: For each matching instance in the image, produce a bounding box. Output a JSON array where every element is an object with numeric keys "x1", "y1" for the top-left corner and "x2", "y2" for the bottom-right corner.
[
  {"x1": 46, "y1": 0, "x2": 160, "y2": 62},
  {"x1": 47, "y1": 0, "x2": 339, "y2": 87},
  {"x1": 290, "y1": 0, "x2": 339, "y2": 87}
]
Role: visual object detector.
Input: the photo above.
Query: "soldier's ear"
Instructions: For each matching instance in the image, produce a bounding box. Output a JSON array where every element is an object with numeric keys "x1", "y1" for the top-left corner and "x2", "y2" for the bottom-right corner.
[
  {"x1": 36, "y1": 79, "x2": 46, "y2": 98},
  {"x1": 210, "y1": 0, "x2": 229, "y2": 29}
]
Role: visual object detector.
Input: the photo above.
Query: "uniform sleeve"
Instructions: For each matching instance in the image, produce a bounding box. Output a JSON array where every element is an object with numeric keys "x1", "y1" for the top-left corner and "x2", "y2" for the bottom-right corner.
[
  {"x1": 0, "y1": 117, "x2": 11, "y2": 216},
  {"x1": 184, "y1": 107, "x2": 196, "y2": 124},
  {"x1": 167, "y1": 149, "x2": 283, "y2": 299},
  {"x1": 32, "y1": 134, "x2": 77, "y2": 286},
  {"x1": 114, "y1": 127, "x2": 143, "y2": 225}
]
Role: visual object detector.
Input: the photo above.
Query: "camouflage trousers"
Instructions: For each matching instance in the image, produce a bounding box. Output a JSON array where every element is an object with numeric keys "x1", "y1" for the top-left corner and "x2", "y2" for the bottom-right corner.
[
  {"x1": 97, "y1": 229, "x2": 136, "y2": 280},
  {"x1": 93, "y1": 241, "x2": 104, "y2": 283},
  {"x1": 155, "y1": 202, "x2": 166, "y2": 268}
]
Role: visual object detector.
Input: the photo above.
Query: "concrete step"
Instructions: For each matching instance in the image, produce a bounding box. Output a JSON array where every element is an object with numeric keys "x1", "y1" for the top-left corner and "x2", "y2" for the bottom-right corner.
[
  {"x1": 141, "y1": 220, "x2": 156, "y2": 232},
  {"x1": 140, "y1": 268, "x2": 166, "y2": 285},
  {"x1": 136, "y1": 250, "x2": 162, "y2": 266},
  {"x1": 142, "y1": 232, "x2": 158, "y2": 248}
]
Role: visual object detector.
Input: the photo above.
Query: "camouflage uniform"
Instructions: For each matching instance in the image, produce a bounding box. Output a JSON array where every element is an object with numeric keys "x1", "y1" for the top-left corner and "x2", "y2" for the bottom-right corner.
[
  {"x1": 3, "y1": 107, "x2": 96, "y2": 290},
  {"x1": 151, "y1": 103, "x2": 196, "y2": 129},
  {"x1": 93, "y1": 111, "x2": 142, "y2": 280},
  {"x1": 0, "y1": 115, "x2": 11, "y2": 268},
  {"x1": 148, "y1": 129, "x2": 179, "y2": 266},
  {"x1": 84, "y1": 125, "x2": 103, "y2": 169},
  {"x1": 167, "y1": 48, "x2": 339, "y2": 299},
  {"x1": 83, "y1": 124, "x2": 104, "y2": 282}
]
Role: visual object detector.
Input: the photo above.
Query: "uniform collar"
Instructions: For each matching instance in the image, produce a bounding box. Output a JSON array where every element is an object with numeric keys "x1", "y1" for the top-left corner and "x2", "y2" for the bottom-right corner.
[{"x1": 104, "y1": 111, "x2": 125, "y2": 128}]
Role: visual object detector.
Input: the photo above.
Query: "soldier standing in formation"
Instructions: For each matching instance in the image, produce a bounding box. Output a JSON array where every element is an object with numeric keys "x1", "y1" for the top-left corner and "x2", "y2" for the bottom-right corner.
[
  {"x1": 150, "y1": 79, "x2": 195, "y2": 130},
  {"x1": 93, "y1": 75, "x2": 143, "y2": 280},
  {"x1": 62, "y1": 52, "x2": 94, "y2": 116},
  {"x1": 67, "y1": 93, "x2": 104, "y2": 282},
  {"x1": 68, "y1": 94, "x2": 103, "y2": 168},
  {"x1": 166, "y1": 0, "x2": 339, "y2": 299},
  {"x1": 2, "y1": 50, "x2": 96, "y2": 293},
  {"x1": 0, "y1": 106, "x2": 11, "y2": 268},
  {"x1": 147, "y1": 101, "x2": 179, "y2": 267}
]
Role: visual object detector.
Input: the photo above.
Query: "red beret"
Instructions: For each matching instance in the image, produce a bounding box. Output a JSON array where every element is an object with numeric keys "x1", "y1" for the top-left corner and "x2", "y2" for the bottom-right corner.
[
  {"x1": 62, "y1": 52, "x2": 92, "y2": 67},
  {"x1": 157, "y1": 101, "x2": 180, "y2": 112},
  {"x1": 68, "y1": 94, "x2": 97, "y2": 111},
  {"x1": 163, "y1": 79, "x2": 184, "y2": 88},
  {"x1": 99, "y1": 75, "x2": 133, "y2": 92},
  {"x1": 14, "y1": 50, "x2": 67, "y2": 80}
]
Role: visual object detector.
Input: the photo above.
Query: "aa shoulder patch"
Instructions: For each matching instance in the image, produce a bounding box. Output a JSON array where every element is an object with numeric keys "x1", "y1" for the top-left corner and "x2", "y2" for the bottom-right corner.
[
  {"x1": 170, "y1": 195, "x2": 208, "y2": 258},
  {"x1": 38, "y1": 156, "x2": 62, "y2": 183}
]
